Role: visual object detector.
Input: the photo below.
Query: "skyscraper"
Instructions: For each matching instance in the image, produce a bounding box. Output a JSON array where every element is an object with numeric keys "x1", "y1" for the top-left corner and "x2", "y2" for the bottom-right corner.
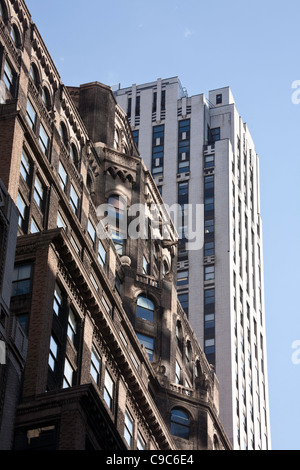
[{"x1": 115, "y1": 77, "x2": 271, "y2": 449}]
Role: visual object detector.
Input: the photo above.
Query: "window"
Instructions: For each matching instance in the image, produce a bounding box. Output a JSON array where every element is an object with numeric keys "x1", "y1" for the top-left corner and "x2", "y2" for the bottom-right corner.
[
  {"x1": 63, "y1": 359, "x2": 74, "y2": 388},
  {"x1": 124, "y1": 410, "x2": 134, "y2": 448},
  {"x1": 34, "y1": 175, "x2": 44, "y2": 210},
  {"x1": 26, "y1": 99, "x2": 37, "y2": 130},
  {"x1": 136, "y1": 296, "x2": 154, "y2": 322},
  {"x1": 70, "y1": 184, "x2": 79, "y2": 215},
  {"x1": 104, "y1": 370, "x2": 114, "y2": 410},
  {"x1": 90, "y1": 347, "x2": 101, "y2": 385},
  {"x1": 170, "y1": 409, "x2": 190, "y2": 440},
  {"x1": 136, "y1": 333, "x2": 154, "y2": 361},
  {"x1": 0, "y1": 1, "x2": 5, "y2": 20},
  {"x1": 142, "y1": 256, "x2": 150, "y2": 275},
  {"x1": 17, "y1": 192, "x2": 26, "y2": 229},
  {"x1": 10, "y1": 24, "x2": 20, "y2": 47},
  {"x1": 48, "y1": 336, "x2": 58, "y2": 371},
  {"x1": 175, "y1": 361, "x2": 182, "y2": 384},
  {"x1": 177, "y1": 270, "x2": 188, "y2": 286},
  {"x1": 137, "y1": 432, "x2": 146, "y2": 450},
  {"x1": 152, "y1": 125, "x2": 164, "y2": 177},
  {"x1": 98, "y1": 240, "x2": 106, "y2": 267},
  {"x1": 204, "y1": 154, "x2": 214, "y2": 168},
  {"x1": 59, "y1": 122, "x2": 68, "y2": 147},
  {"x1": 20, "y1": 150, "x2": 31, "y2": 184},
  {"x1": 70, "y1": 145, "x2": 78, "y2": 166},
  {"x1": 58, "y1": 162, "x2": 67, "y2": 192},
  {"x1": 53, "y1": 284, "x2": 63, "y2": 316},
  {"x1": 178, "y1": 119, "x2": 190, "y2": 173},
  {"x1": 67, "y1": 309, "x2": 77, "y2": 344},
  {"x1": 57, "y1": 211, "x2": 66, "y2": 230},
  {"x1": 205, "y1": 338, "x2": 215, "y2": 355},
  {"x1": 12, "y1": 264, "x2": 32, "y2": 296},
  {"x1": 30, "y1": 218, "x2": 39, "y2": 234},
  {"x1": 176, "y1": 321, "x2": 182, "y2": 349},
  {"x1": 88, "y1": 219, "x2": 96, "y2": 246},
  {"x1": 205, "y1": 313, "x2": 215, "y2": 330},
  {"x1": 111, "y1": 229, "x2": 124, "y2": 256},
  {"x1": 30, "y1": 64, "x2": 39, "y2": 87},
  {"x1": 39, "y1": 123, "x2": 50, "y2": 156},
  {"x1": 204, "y1": 241, "x2": 214, "y2": 257},
  {"x1": 209, "y1": 127, "x2": 220, "y2": 143},
  {"x1": 204, "y1": 288, "x2": 215, "y2": 306},
  {"x1": 3, "y1": 60, "x2": 14, "y2": 92},
  {"x1": 204, "y1": 265, "x2": 215, "y2": 281},
  {"x1": 42, "y1": 87, "x2": 51, "y2": 110},
  {"x1": 216, "y1": 94, "x2": 222, "y2": 104},
  {"x1": 204, "y1": 219, "x2": 214, "y2": 238},
  {"x1": 178, "y1": 292, "x2": 188, "y2": 316}
]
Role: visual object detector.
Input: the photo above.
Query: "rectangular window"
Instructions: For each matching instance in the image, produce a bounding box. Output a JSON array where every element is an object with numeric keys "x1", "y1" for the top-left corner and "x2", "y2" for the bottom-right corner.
[
  {"x1": 204, "y1": 288, "x2": 215, "y2": 306},
  {"x1": 17, "y1": 192, "x2": 26, "y2": 229},
  {"x1": 104, "y1": 370, "x2": 114, "y2": 410},
  {"x1": 39, "y1": 123, "x2": 50, "y2": 156},
  {"x1": 3, "y1": 60, "x2": 14, "y2": 91},
  {"x1": 57, "y1": 211, "x2": 66, "y2": 230},
  {"x1": 26, "y1": 99, "x2": 37, "y2": 130},
  {"x1": 177, "y1": 270, "x2": 188, "y2": 286},
  {"x1": 98, "y1": 240, "x2": 106, "y2": 267},
  {"x1": 12, "y1": 264, "x2": 32, "y2": 296},
  {"x1": 178, "y1": 292, "x2": 188, "y2": 316},
  {"x1": 53, "y1": 283, "x2": 62, "y2": 316},
  {"x1": 124, "y1": 409, "x2": 134, "y2": 448},
  {"x1": 70, "y1": 184, "x2": 79, "y2": 215},
  {"x1": 67, "y1": 308, "x2": 77, "y2": 344},
  {"x1": 136, "y1": 333, "x2": 154, "y2": 361},
  {"x1": 137, "y1": 432, "x2": 146, "y2": 450},
  {"x1": 205, "y1": 312, "x2": 215, "y2": 329},
  {"x1": 88, "y1": 219, "x2": 96, "y2": 246},
  {"x1": 132, "y1": 129, "x2": 139, "y2": 147},
  {"x1": 58, "y1": 162, "x2": 67, "y2": 192},
  {"x1": 142, "y1": 256, "x2": 150, "y2": 275},
  {"x1": 90, "y1": 347, "x2": 101, "y2": 385},
  {"x1": 204, "y1": 241, "x2": 214, "y2": 257},
  {"x1": 152, "y1": 125, "x2": 164, "y2": 177},
  {"x1": 48, "y1": 335, "x2": 58, "y2": 371},
  {"x1": 30, "y1": 218, "x2": 39, "y2": 234},
  {"x1": 175, "y1": 361, "x2": 182, "y2": 384},
  {"x1": 111, "y1": 229, "x2": 124, "y2": 256},
  {"x1": 34, "y1": 175, "x2": 44, "y2": 210},
  {"x1": 204, "y1": 219, "x2": 214, "y2": 238},
  {"x1": 63, "y1": 358, "x2": 74, "y2": 388},
  {"x1": 178, "y1": 119, "x2": 190, "y2": 173},
  {"x1": 20, "y1": 150, "x2": 31, "y2": 184},
  {"x1": 204, "y1": 265, "x2": 215, "y2": 281},
  {"x1": 209, "y1": 127, "x2": 220, "y2": 143},
  {"x1": 204, "y1": 154, "x2": 214, "y2": 168}
]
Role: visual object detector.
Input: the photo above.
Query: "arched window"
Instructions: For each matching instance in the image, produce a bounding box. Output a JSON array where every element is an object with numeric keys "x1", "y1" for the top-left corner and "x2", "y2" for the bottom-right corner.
[
  {"x1": 185, "y1": 341, "x2": 191, "y2": 364},
  {"x1": 0, "y1": 1, "x2": 7, "y2": 22},
  {"x1": 59, "y1": 122, "x2": 68, "y2": 147},
  {"x1": 114, "y1": 129, "x2": 120, "y2": 150},
  {"x1": 176, "y1": 321, "x2": 182, "y2": 350},
  {"x1": 42, "y1": 86, "x2": 51, "y2": 110},
  {"x1": 170, "y1": 408, "x2": 190, "y2": 440},
  {"x1": 137, "y1": 295, "x2": 154, "y2": 322},
  {"x1": 10, "y1": 24, "x2": 21, "y2": 47},
  {"x1": 30, "y1": 63, "x2": 40, "y2": 88},
  {"x1": 70, "y1": 144, "x2": 78, "y2": 166}
]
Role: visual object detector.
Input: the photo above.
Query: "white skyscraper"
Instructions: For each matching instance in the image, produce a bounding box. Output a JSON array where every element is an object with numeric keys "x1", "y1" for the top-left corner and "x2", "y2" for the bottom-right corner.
[{"x1": 115, "y1": 77, "x2": 271, "y2": 450}]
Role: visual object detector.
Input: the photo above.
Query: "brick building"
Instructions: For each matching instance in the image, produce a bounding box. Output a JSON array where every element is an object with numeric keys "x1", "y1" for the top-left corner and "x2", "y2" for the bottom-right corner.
[{"x1": 0, "y1": 0, "x2": 231, "y2": 451}]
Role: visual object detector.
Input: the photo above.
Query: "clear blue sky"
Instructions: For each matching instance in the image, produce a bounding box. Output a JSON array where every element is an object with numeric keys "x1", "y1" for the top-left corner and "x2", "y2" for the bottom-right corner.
[{"x1": 26, "y1": 0, "x2": 300, "y2": 450}]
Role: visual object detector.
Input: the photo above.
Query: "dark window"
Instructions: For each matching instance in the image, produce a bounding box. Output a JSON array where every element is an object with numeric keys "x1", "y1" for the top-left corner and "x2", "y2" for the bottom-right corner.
[
  {"x1": 178, "y1": 292, "x2": 188, "y2": 316},
  {"x1": 204, "y1": 288, "x2": 215, "y2": 306},
  {"x1": 135, "y1": 95, "x2": 140, "y2": 116},
  {"x1": 170, "y1": 409, "x2": 190, "y2": 440},
  {"x1": 216, "y1": 94, "x2": 222, "y2": 104},
  {"x1": 209, "y1": 127, "x2": 220, "y2": 143},
  {"x1": 204, "y1": 154, "x2": 214, "y2": 168}
]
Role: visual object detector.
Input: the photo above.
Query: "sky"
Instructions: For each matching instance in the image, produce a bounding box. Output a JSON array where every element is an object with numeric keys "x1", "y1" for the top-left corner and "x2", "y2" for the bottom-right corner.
[{"x1": 25, "y1": 0, "x2": 300, "y2": 450}]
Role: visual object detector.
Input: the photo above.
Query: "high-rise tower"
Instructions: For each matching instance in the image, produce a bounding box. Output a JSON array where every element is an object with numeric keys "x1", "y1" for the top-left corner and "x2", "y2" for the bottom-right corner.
[{"x1": 115, "y1": 77, "x2": 271, "y2": 450}]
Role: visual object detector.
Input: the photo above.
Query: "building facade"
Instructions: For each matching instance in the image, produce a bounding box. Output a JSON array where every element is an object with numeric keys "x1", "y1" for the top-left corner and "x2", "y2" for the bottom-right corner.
[
  {"x1": 0, "y1": 0, "x2": 231, "y2": 451},
  {"x1": 115, "y1": 77, "x2": 271, "y2": 449}
]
